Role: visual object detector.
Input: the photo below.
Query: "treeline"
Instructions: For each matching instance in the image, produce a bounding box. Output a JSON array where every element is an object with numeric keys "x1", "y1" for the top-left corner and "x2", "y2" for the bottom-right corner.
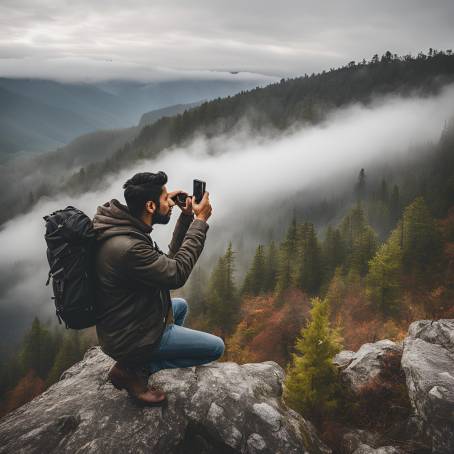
[{"x1": 0, "y1": 318, "x2": 94, "y2": 418}]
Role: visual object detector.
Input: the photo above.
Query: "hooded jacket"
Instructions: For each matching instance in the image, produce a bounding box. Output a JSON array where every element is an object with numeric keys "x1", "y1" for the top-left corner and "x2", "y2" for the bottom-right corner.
[{"x1": 92, "y1": 199, "x2": 209, "y2": 366}]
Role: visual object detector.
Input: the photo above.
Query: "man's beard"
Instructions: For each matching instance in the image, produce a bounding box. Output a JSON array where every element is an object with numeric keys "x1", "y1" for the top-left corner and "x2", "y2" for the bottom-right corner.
[{"x1": 152, "y1": 209, "x2": 171, "y2": 225}]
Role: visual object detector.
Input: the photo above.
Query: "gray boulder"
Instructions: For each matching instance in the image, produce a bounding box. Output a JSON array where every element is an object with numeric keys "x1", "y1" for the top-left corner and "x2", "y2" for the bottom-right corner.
[
  {"x1": 401, "y1": 319, "x2": 454, "y2": 454},
  {"x1": 342, "y1": 428, "x2": 381, "y2": 453},
  {"x1": 337, "y1": 340, "x2": 403, "y2": 394},
  {"x1": 333, "y1": 350, "x2": 356, "y2": 369},
  {"x1": 0, "y1": 346, "x2": 331, "y2": 454},
  {"x1": 352, "y1": 444, "x2": 404, "y2": 454}
]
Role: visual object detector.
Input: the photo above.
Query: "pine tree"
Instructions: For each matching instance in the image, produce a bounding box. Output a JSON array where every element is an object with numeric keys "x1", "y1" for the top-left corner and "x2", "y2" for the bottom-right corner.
[
  {"x1": 325, "y1": 268, "x2": 346, "y2": 310},
  {"x1": 389, "y1": 184, "x2": 401, "y2": 225},
  {"x1": 355, "y1": 168, "x2": 366, "y2": 201},
  {"x1": 46, "y1": 331, "x2": 84, "y2": 386},
  {"x1": 206, "y1": 242, "x2": 240, "y2": 335},
  {"x1": 379, "y1": 179, "x2": 389, "y2": 204},
  {"x1": 294, "y1": 223, "x2": 322, "y2": 294},
  {"x1": 263, "y1": 241, "x2": 278, "y2": 293},
  {"x1": 366, "y1": 230, "x2": 403, "y2": 316},
  {"x1": 275, "y1": 220, "x2": 298, "y2": 296},
  {"x1": 322, "y1": 226, "x2": 345, "y2": 279},
  {"x1": 400, "y1": 197, "x2": 443, "y2": 277},
  {"x1": 275, "y1": 243, "x2": 291, "y2": 297},
  {"x1": 242, "y1": 244, "x2": 266, "y2": 296},
  {"x1": 284, "y1": 297, "x2": 342, "y2": 423},
  {"x1": 340, "y1": 204, "x2": 377, "y2": 275},
  {"x1": 19, "y1": 317, "x2": 55, "y2": 379}
]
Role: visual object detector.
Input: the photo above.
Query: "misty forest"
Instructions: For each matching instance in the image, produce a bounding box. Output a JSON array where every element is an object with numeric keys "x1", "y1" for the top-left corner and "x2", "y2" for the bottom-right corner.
[{"x1": 1, "y1": 49, "x2": 454, "y2": 453}]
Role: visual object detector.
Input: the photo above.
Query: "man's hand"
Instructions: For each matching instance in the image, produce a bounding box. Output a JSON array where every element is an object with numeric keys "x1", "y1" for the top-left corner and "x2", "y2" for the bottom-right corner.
[
  {"x1": 180, "y1": 195, "x2": 193, "y2": 215},
  {"x1": 192, "y1": 192, "x2": 212, "y2": 222},
  {"x1": 169, "y1": 190, "x2": 192, "y2": 215}
]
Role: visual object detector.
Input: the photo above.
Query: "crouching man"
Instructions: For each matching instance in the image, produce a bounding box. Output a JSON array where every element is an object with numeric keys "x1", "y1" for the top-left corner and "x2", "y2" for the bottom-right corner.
[{"x1": 92, "y1": 171, "x2": 224, "y2": 405}]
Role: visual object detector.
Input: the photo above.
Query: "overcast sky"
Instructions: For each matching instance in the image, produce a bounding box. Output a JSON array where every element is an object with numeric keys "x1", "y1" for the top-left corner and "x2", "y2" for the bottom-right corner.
[{"x1": 0, "y1": 0, "x2": 453, "y2": 82}]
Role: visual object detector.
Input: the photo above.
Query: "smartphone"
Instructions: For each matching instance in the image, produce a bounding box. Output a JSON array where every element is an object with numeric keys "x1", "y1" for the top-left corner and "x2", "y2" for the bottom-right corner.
[{"x1": 193, "y1": 179, "x2": 206, "y2": 203}]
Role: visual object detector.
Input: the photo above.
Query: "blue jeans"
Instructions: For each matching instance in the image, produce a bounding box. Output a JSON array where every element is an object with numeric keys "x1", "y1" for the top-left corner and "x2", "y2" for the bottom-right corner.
[{"x1": 146, "y1": 298, "x2": 225, "y2": 375}]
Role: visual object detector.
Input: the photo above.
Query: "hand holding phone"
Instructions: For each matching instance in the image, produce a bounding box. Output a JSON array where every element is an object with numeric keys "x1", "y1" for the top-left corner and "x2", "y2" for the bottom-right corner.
[{"x1": 192, "y1": 186, "x2": 212, "y2": 222}]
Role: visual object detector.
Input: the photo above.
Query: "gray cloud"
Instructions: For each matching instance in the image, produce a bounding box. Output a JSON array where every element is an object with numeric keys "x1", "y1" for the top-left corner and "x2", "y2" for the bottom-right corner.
[{"x1": 0, "y1": 0, "x2": 453, "y2": 81}]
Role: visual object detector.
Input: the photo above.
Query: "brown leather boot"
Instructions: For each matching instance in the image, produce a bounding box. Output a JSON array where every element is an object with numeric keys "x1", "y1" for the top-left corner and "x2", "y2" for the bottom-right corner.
[{"x1": 108, "y1": 362, "x2": 166, "y2": 406}]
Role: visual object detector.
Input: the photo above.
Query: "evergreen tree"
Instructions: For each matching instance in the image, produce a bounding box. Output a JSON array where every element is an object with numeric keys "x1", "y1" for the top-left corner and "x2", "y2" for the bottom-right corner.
[
  {"x1": 366, "y1": 229, "x2": 403, "y2": 316},
  {"x1": 294, "y1": 223, "x2": 322, "y2": 294},
  {"x1": 19, "y1": 317, "x2": 55, "y2": 379},
  {"x1": 242, "y1": 244, "x2": 266, "y2": 296},
  {"x1": 390, "y1": 184, "x2": 401, "y2": 224},
  {"x1": 340, "y1": 204, "x2": 377, "y2": 275},
  {"x1": 355, "y1": 168, "x2": 366, "y2": 201},
  {"x1": 400, "y1": 197, "x2": 443, "y2": 277},
  {"x1": 46, "y1": 331, "x2": 83, "y2": 386},
  {"x1": 206, "y1": 243, "x2": 240, "y2": 335},
  {"x1": 263, "y1": 241, "x2": 279, "y2": 293},
  {"x1": 379, "y1": 178, "x2": 389, "y2": 204},
  {"x1": 324, "y1": 268, "x2": 346, "y2": 310},
  {"x1": 284, "y1": 297, "x2": 342, "y2": 423},
  {"x1": 275, "y1": 219, "x2": 298, "y2": 296},
  {"x1": 0, "y1": 354, "x2": 22, "y2": 399},
  {"x1": 286, "y1": 215, "x2": 298, "y2": 262},
  {"x1": 322, "y1": 226, "x2": 344, "y2": 279}
]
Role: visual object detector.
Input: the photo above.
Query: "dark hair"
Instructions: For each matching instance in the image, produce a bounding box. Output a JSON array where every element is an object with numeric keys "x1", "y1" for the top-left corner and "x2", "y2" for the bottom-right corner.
[{"x1": 123, "y1": 171, "x2": 168, "y2": 218}]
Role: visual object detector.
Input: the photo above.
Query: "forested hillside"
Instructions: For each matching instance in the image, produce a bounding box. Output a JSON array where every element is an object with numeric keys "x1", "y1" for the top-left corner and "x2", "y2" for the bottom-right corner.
[{"x1": 64, "y1": 50, "x2": 454, "y2": 194}]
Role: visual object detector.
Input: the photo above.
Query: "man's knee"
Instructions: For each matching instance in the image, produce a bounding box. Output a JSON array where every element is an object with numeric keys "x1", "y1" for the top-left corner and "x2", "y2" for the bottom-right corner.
[
  {"x1": 211, "y1": 336, "x2": 225, "y2": 360},
  {"x1": 171, "y1": 297, "x2": 188, "y2": 315}
]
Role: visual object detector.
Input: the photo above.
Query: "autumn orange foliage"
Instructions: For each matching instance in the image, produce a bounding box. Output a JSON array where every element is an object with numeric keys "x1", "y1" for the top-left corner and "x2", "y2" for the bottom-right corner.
[
  {"x1": 226, "y1": 289, "x2": 310, "y2": 367},
  {"x1": 0, "y1": 370, "x2": 45, "y2": 418}
]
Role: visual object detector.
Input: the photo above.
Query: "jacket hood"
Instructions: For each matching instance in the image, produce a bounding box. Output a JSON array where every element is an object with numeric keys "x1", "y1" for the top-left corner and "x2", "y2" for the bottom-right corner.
[{"x1": 92, "y1": 198, "x2": 153, "y2": 241}]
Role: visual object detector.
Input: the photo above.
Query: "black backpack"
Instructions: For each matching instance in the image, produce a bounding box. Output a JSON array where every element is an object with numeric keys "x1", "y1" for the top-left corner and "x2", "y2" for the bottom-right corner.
[{"x1": 43, "y1": 206, "x2": 98, "y2": 329}]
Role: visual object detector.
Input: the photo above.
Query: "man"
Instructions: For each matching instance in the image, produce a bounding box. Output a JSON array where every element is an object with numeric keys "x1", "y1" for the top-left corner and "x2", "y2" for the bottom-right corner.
[{"x1": 92, "y1": 171, "x2": 224, "y2": 406}]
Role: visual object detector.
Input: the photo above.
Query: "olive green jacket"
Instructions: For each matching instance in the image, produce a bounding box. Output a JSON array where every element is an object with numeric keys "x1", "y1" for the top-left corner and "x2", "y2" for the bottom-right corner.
[{"x1": 92, "y1": 199, "x2": 209, "y2": 366}]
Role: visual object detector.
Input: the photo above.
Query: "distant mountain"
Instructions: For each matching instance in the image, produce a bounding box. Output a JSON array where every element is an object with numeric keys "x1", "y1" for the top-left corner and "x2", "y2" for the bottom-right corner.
[
  {"x1": 0, "y1": 77, "x2": 272, "y2": 158},
  {"x1": 0, "y1": 102, "x2": 200, "y2": 224},
  {"x1": 0, "y1": 83, "x2": 99, "y2": 159},
  {"x1": 138, "y1": 102, "x2": 201, "y2": 129}
]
